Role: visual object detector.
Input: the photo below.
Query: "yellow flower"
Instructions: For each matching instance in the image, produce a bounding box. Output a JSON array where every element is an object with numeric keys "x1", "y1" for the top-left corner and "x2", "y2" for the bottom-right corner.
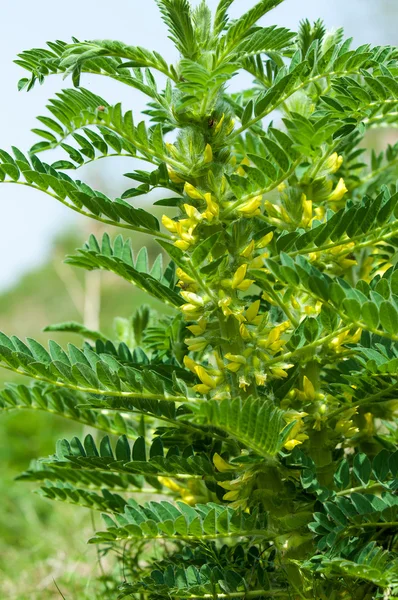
[
  {"x1": 166, "y1": 143, "x2": 179, "y2": 158},
  {"x1": 162, "y1": 214, "x2": 178, "y2": 233},
  {"x1": 303, "y1": 376, "x2": 315, "y2": 401},
  {"x1": 223, "y1": 490, "x2": 240, "y2": 501},
  {"x1": 239, "y1": 323, "x2": 251, "y2": 340},
  {"x1": 213, "y1": 453, "x2": 235, "y2": 472},
  {"x1": 258, "y1": 327, "x2": 281, "y2": 349},
  {"x1": 232, "y1": 264, "x2": 247, "y2": 289},
  {"x1": 218, "y1": 294, "x2": 246, "y2": 322},
  {"x1": 225, "y1": 353, "x2": 247, "y2": 365},
  {"x1": 167, "y1": 164, "x2": 184, "y2": 183},
  {"x1": 250, "y1": 253, "x2": 268, "y2": 269},
  {"x1": 176, "y1": 268, "x2": 196, "y2": 284},
  {"x1": 284, "y1": 438, "x2": 307, "y2": 451},
  {"x1": 184, "y1": 204, "x2": 202, "y2": 221},
  {"x1": 256, "y1": 231, "x2": 274, "y2": 249},
  {"x1": 254, "y1": 371, "x2": 267, "y2": 386},
  {"x1": 184, "y1": 182, "x2": 203, "y2": 200},
  {"x1": 183, "y1": 355, "x2": 199, "y2": 374},
  {"x1": 301, "y1": 194, "x2": 313, "y2": 227},
  {"x1": 173, "y1": 219, "x2": 198, "y2": 250},
  {"x1": 225, "y1": 362, "x2": 243, "y2": 373},
  {"x1": 225, "y1": 351, "x2": 250, "y2": 372},
  {"x1": 226, "y1": 119, "x2": 235, "y2": 135},
  {"x1": 203, "y1": 192, "x2": 219, "y2": 221},
  {"x1": 283, "y1": 410, "x2": 309, "y2": 450},
  {"x1": 329, "y1": 241, "x2": 355, "y2": 256},
  {"x1": 324, "y1": 152, "x2": 343, "y2": 174},
  {"x1": 237, "y1": 157, "x2": 250, "y2": 176},
  {"x1": 245, "y1": 300, "x2": 260, "y2": 323},
  {"x1": 174, "y1": 239, "x2": 191, "y2": 250},
  {"x1": 187, "y1": 319, "x2": 207, "y2": 335},
  {"x1": 327, "y1": 178, "x2": 348, "y2": 202},
  {"x1": 181, "y1": 303, "x2": 203, "y2": 319},
  {"x1": 185, "y1": 337, "x2": 208, "y2": 352},
  {"x1": 204, "y1": 143, "x2": 213, "y2": 163},
  {"x1": 218, "y1": 295, "x2": 233, "y2": 316},
  {"x1": 335, "y1": 417, "x2": 359, "y2": 437},
  {"x1": 238, "y1": 279, "x2": 255, "y2": 291},
  {"x1": 230, "y1": 264, "x2": 255, "y2": 292},
  {"x1": 194, "y1": 365, "x2": 217, "y2": 389},
  {"x1": 180, "y1": 291, "x2": 205, "y2": 306},
  {"x1": 239, "y1": 376, "x2": 250, "y2": 390},
  {"x1": 270, "y1": 367, "x2": 288, "y2": 378},
  {"x1": 238, "y1": 195, "x2": 262, "y2": 217},
  {"x1": 214, "y1": 113, "x2": 225, "y2": 134},
  {"x1": 158, "y1": 476, "x2": 185, "y2": 493},
  {"x1": 339, "y1": 258, "x2": 357, "y2": 270},
  {"x1": 240, "y1": 240, "x2": 255, "y2": 258}
]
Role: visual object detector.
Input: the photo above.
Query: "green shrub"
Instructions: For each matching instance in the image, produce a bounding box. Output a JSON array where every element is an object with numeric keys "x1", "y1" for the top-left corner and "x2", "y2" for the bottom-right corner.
[{"x1": 1, "y1": 1, "x2": 398, "y2": 597}]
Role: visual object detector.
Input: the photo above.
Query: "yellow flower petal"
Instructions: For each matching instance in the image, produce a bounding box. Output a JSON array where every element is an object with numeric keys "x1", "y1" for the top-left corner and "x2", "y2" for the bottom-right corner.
[
  {"x1": 162, "y1": 214, "x2": 178, "y2": 233},
  {"x1": 213, "y1": 453, "x2": 235, "y2": 472},
  {"x1": 245, "y1": 300, "x2": 260, "y2": 323},
  {"x1": 194, "y1": 366, "x2": 217, "y2": 389},
  {"x1": 167, "y1": 165, "x2": 184, "y2": 183},
  {"x1": 328, "y1": 178, "x2": 348, "y2": 202},
  {"x1": 232, "y1": 264, "x2": 248, "y2": 289},
  {"x1": 184, "y1": 182, "x2": 203, "y2": 200},
  {"x1": 204, "y1": 143, "x2": 213, "y2": 163}
]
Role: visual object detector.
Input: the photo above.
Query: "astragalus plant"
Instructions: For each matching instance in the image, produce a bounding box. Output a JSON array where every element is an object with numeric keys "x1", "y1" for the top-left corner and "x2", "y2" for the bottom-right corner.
[{"x1": 1, "y1": 0, "x2": 398, "y2": 598}]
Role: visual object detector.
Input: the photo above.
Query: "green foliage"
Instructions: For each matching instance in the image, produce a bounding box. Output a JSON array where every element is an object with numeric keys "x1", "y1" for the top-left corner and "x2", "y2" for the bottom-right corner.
[
  {"x1": 91, "y1": 498, "x2": 268, "y2": 543},
  {"x1": 0, "y1": 383, "x2": 138, "y2": 437},
  {"x1": 66, "y1": 233, "x2": 183, "y2": 307},
  {"x1": 197, "y1": 397, "x2": 293, "y2": 456},
  {"x1": 2, "y1": 0, "x2": 398, "y2": 598},
  {"x1": 20, "y1": 432, "x2": 217, "y2": 488}
]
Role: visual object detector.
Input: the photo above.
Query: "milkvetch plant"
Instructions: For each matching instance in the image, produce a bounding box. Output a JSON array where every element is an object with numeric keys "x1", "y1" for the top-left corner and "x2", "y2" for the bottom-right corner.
[{"x1": 1, "y1": 0, "x2": 398, "y2": 597}]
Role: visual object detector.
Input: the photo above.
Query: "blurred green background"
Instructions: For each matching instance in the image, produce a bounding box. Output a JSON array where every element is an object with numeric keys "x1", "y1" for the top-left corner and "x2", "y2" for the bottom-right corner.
[{"x1": 0, "y1": 226, "x2": 163, "y2": 599}]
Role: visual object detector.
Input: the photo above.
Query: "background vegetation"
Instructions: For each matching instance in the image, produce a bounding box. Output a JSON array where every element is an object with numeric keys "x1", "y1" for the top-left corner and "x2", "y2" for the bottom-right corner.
[{"x1": 0, "y1": 225, "x2": 163, "y2": 598}]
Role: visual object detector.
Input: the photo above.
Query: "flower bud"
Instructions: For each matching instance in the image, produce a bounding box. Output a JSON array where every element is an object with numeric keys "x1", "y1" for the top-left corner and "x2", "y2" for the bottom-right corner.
[
  {"x1": 238, "y1": 195, "x2": 262, "y2": 216},
  {"x1": 184, "y1": 204, "x2": 202, "y2": 221},
  {"x1": 194, "y1": 365, "x2": 217, "y2": 389},
  {"x1": 256, "y1": 231, "x2": 274, "y2": 249},
  {"x1": 240, "y1": 240, "x2": 255, "y2": 257},
  {"x1": 324, "y1": 152, "x2": 343, "y2": 174},
  {"x1": 232, "y1": 264, "x2": 248, "y2": 289},
  {"x1": 184, "y1": 182, "x2": 203, "y2": 200},
  {"x1": 213, "y1": 453, "x2": 235, "y2": 472},
  {"x1": 245, "y1": 300, "x2": 260, "y2": 323},
  {"x1": 180, "y1": 291, "x2": 205, "y2": 306},
  {"x1": 204, "y1": 143, "x2": 213, "y2": 163},
  {"x1": 167, "y1": 164, "x2": 184, "y2": 183},
  {"x1": 162, "y1": 214, "x2": 178, "y2": 233},
  {"x1": 327, "y1": 178, "x2": 347, "y2": 202}
]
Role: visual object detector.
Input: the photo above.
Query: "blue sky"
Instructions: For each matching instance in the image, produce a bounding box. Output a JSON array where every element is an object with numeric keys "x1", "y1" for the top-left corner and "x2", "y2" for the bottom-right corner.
[{"x1": 0, "y1": 0, "x2": 396, "y2": 290}]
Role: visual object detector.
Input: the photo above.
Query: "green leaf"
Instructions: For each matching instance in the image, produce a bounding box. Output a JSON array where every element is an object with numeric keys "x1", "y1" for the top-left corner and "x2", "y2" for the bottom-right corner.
[
  {"x1": 44, "y1": 321, "x2": 108, "y2": 342},
  {"x1": 380, "y1": 301, "x2": 398, "y2": 335},
  {"x1": 199, "y1": 397, "x2": 289, "y2": 457},
  {"x1": 89, "y1": 498, "x2": 267, "y2": 543},
  {"x1": 65, "y1": 234, "x2": 183, "y2": 308},
  {"x1": 353, "y1": 453, "x2": 371, "y2": 485}
]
